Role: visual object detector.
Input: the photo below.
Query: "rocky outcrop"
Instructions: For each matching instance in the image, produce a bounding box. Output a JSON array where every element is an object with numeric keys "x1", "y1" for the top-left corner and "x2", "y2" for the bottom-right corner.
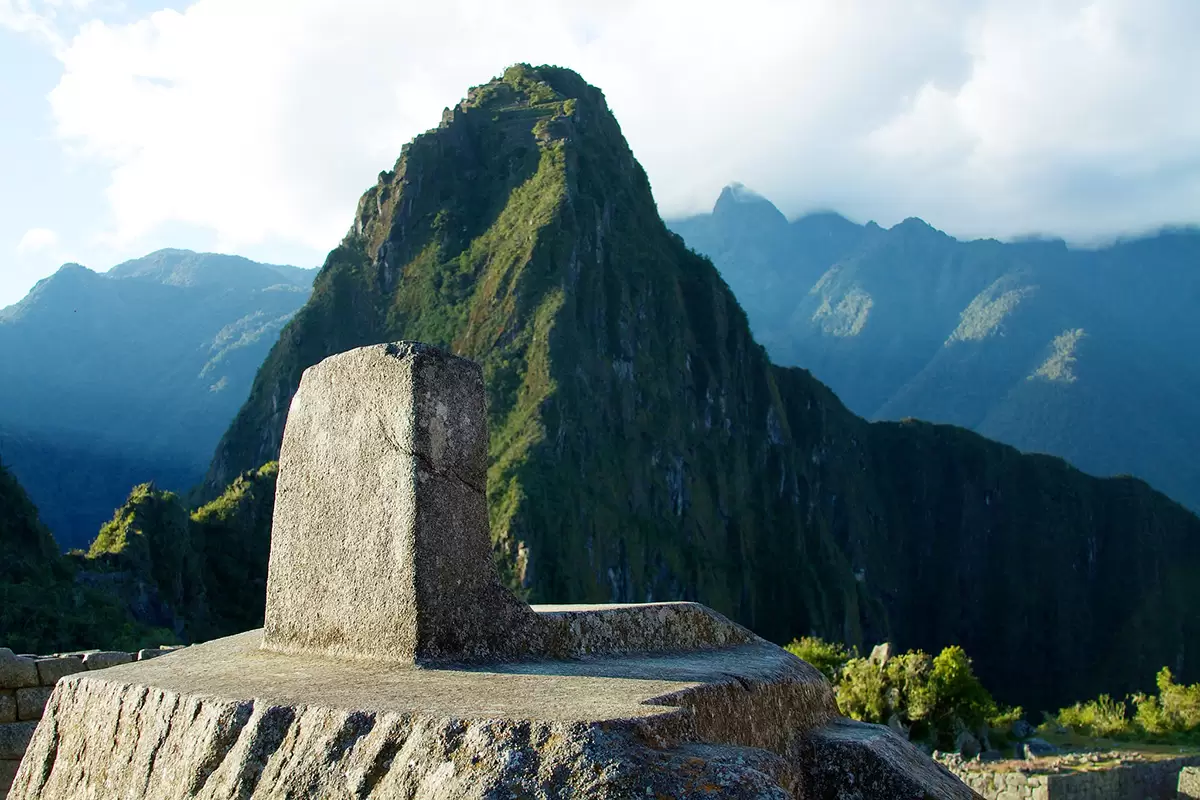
[{"x1": 1181, "y1": 765, "x2": 1200, "y2": 799}]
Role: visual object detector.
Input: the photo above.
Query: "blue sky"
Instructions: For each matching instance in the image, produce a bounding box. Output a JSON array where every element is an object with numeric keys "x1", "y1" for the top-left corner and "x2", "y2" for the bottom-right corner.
[{"x1": 2, "y1": 0, "x2": 1199, "y2": 307}]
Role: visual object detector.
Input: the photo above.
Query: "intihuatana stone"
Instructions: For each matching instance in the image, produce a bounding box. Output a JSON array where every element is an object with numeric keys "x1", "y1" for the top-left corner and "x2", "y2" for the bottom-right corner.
[
  {"x1": 262, "y1": 342, "x2": 543, "y2": 664},
  {"x1": 8, "y1": 343, "x2": 979, "y2": 799}
]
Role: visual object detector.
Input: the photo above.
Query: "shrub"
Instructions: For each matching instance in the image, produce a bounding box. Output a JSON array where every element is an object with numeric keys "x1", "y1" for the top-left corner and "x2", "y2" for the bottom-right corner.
[
  {"x1": 836, "y1": 645, "x2": 1002, "y2": 751},
  {"x1": 1051, "y1": 667, "x2": 1200, "y2": 742},
  {"x1": 930, "y1": 646, "x2": 999, "y2": 734},
  {"x1": 1055, "y1": 694, "x2": 1133, "y2": 739},
  {"x1": 1132, "y1": 668, "x2": 1200, "y2": 738},
  {"x1": 785, "y1": 636, "x2": 856, "y2": 683}
]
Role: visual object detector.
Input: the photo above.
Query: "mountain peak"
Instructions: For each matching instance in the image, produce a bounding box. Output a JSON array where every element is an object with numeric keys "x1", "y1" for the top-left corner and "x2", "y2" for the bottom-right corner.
[
  {"x1": 894, "y1": 216, "x2": 934, "y2": 231},
  {"x1": 711, "y1": 183, "x2": 788, "y2": 232},
  {"x1": 54, "y1": 262, "x2": 95, "y2": 278},
  {"x1": 714, "y1": 182, "x2": 782, "y2": 211},
  {"x1": 108, "y1": 250, "x2": 314, "y2": 290}
]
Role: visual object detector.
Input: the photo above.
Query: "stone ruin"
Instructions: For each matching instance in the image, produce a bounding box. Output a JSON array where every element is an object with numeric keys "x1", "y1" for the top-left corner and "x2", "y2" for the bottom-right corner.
[{"x1": 8, "y1": 342, "x2": 979, "y2": 798}]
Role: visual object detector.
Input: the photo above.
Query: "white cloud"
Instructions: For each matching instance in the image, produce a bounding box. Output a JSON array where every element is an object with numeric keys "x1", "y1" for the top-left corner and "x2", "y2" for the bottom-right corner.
[
  {"x1": 15, "y1": 227, "x2": 58, "y2": 255},
  {"x1": 37, "y1": 0, "x2": 1200, "y2": 257},
  {"x1": 0, "y1": 0, "x2": 63, "y2": 49}
]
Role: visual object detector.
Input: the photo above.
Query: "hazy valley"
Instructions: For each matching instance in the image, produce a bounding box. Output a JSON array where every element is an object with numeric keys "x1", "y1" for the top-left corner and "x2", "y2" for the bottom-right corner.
[{"x1": 0, "y1": 249, "x2": 316, "y2": 550}]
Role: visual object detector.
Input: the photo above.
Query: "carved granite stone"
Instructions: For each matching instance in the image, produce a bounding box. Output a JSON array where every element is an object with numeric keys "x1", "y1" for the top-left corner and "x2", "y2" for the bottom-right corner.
[{"x1": 262, "y1": 342, "x2": 543, "y2": 664}]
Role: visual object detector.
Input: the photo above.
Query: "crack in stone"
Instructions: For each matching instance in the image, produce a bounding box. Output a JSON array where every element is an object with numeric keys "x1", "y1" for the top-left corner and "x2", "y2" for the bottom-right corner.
[{"x1": 375, "y1": 414, "x2": 485, "y2": 495}]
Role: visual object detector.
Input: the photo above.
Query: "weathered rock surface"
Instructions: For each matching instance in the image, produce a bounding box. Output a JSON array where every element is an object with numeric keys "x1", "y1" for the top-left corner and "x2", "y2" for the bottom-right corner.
[
  {"x1": 262, "y1": 343, "x2": 542, "y2": 664},
  {"x1": 261, "y1": 344, "x2": 762, "y2": 666},
  {"x1": 11, "y1": 630, "x2": 972, "y2": 799},
  {"x1": 80, "y1": 651, "x2": 133, "y2": 671},
  {"x1": 1181, "y1": 765, "x2": 1200, "y2": 799}
]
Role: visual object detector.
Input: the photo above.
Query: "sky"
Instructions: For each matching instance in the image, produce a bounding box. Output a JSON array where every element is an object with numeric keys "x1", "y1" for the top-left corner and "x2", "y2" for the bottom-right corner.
[{"x1": 1, "y1": 0, "x2": 1199, "y2": 307}]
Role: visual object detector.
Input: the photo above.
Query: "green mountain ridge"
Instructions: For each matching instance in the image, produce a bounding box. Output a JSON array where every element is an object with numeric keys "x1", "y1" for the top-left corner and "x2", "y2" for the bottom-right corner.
[
  {"x1": 0, "y1": 461, "x2": 173, "y2": 653},
  {"x1": 167, "y1": 65, "x2": 1200, "y2": 713},
  {"x1": 0, "y1": 250, "x2": 316, "y2": 549},
  {"x1": 0, "y1": 452, "x2": 276, "y2": 652}
]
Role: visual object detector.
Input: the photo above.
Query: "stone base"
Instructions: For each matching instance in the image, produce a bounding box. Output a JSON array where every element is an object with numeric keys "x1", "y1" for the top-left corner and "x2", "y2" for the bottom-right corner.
[{"x1": 9, "y1": 626, "x2": 977, "y2": 799}]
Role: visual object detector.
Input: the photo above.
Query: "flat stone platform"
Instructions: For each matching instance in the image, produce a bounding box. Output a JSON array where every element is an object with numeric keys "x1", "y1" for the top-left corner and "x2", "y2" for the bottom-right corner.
[
  {"x1": 10, "y1": 624, "x2": 975, "y2": 799},
  {"x1": 38, "y1": 626, "x2": 833, "y2": 733}
]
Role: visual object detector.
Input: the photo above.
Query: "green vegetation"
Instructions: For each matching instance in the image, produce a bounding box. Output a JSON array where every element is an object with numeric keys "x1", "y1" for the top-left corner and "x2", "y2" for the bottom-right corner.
[
  {"x1": 190, "y1": 462, "x2": 277, "y2": 634},
  {"x1": 790, "y1": 635, "x2": 1200, "y2": 752},
  {"x1": 839, "y1": 645, "x2": 1012, "y2": 750},
  {"x1": 793, "y1": 637, "x2": 1018, "y2": 752},
  {"x1": 785, "y1": 636, "x2": 856, "y2": 683},
  {"x1": 75, "y1": 463, "x2": 279, "y2": 643},
  {"x1": 1055, "y1": 694, "x2": 1133, "y2": 739},
  {"x1": 1051, "y1": 667, "x2": 1200, "y2": 743},
  {"x1": 0, "y1": 461, "x2": 174, "y2": 653}
]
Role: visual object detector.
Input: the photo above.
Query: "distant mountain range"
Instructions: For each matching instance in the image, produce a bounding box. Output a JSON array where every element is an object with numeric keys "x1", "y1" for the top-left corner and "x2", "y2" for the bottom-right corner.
[
  {"x1": 670, "y1": 184, "x2": 1200, "y2": 513},
  {"x1": 0, "y1": 249, "x2": 316, "y2": 549}
]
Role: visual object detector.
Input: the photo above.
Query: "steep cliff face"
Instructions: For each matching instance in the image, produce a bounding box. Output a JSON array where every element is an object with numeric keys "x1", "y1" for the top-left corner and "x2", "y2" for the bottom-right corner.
[
  {"x1": 201, "y1": 65, "x2": 1200, "y2": 712},
  {"x1": 671, "y1": 193, "x2": 1200, "y2": 514},
  {"x1": 1, "y1": 461, "x2": 59, "y2": 583}
]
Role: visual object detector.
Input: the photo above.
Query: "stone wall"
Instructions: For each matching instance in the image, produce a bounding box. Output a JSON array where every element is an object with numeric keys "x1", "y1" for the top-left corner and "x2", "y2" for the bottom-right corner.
[
  {"x1": 1, "y1": 646, "x2": 176, "y2": 798},
  {"x1": 949, "y1": 755, "x2": 1200, "y2": 800}
]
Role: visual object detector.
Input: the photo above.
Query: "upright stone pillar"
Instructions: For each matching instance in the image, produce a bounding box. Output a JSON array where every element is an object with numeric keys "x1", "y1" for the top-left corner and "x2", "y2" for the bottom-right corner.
[{"x1": 261, "y1": 341, "x2": 541, "y2": 663}]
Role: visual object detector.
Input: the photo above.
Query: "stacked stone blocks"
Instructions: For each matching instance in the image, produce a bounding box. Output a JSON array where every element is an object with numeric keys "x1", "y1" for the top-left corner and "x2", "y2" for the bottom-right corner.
[
  {"x1": 949, "y1": 754, "x2": 1200, "y2": 800},
  {"x1": 0, "y1": 646, "x2": 172, "y2": 798}
]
